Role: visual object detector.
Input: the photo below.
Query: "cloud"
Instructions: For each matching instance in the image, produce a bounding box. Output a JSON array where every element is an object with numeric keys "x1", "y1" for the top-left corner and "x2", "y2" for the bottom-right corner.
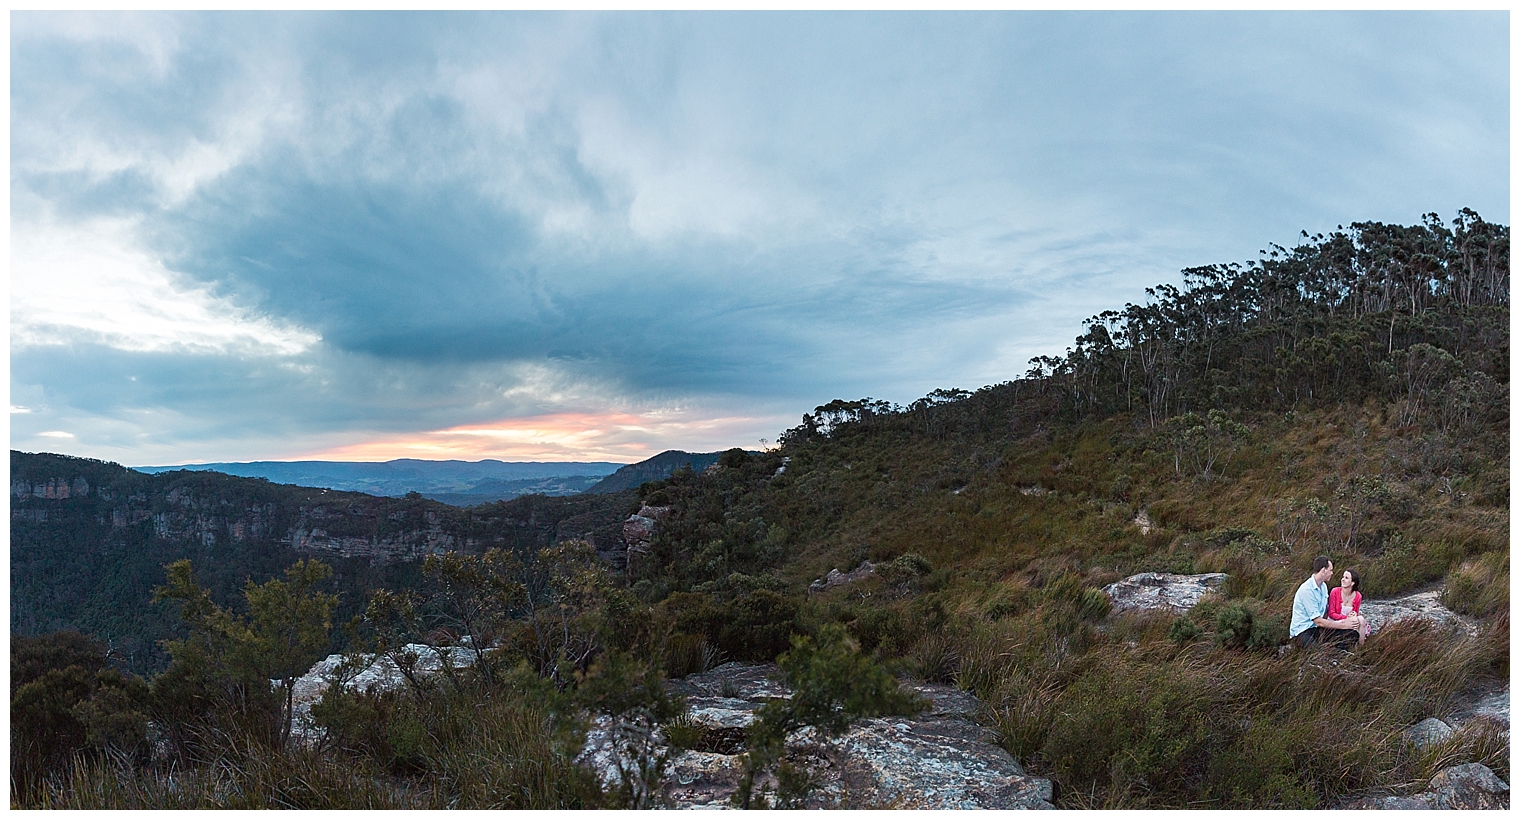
[
  {"x1": 11, "y1": 215, "x2": 320, "y2": 356},
  {"x1": 9, "y1": 11, "x2": 1508, "y2": 463}
]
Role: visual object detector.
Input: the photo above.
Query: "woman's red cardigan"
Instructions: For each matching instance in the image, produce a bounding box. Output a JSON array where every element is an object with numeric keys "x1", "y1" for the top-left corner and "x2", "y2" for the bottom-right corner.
[{"x1": 1327, "y1": 586, "x2": 1361, "y2": 619}]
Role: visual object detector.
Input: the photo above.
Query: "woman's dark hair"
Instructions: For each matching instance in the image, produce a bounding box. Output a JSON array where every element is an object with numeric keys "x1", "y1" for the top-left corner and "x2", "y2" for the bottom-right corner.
[{"x1": 1344, "y1": 568, "x2": 1361, "y2": 594}]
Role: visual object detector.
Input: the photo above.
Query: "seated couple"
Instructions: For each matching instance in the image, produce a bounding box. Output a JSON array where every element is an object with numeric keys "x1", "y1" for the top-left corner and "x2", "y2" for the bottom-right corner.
[{"x1": 1289, "y1": 555, "x2": 1370, "y2": 651}]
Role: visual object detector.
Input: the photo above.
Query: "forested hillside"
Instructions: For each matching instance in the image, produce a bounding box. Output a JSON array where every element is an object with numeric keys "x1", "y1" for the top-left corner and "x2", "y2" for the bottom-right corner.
[
  {"x1": 13, "y1": 211, "x2": 1509, "y2": 809},
  {"x1": 11, "y1": 454, "x2": 638, "y2": 673}
]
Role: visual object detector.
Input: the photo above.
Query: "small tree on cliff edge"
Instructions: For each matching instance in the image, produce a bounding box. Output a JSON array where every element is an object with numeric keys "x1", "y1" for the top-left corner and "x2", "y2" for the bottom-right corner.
[{"x1": 154, "y1": 558, "x2": 338, "y2": 748}]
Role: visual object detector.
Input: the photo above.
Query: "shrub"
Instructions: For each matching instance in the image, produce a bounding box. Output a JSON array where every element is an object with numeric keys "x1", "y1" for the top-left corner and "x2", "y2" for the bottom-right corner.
[
  {"x1": 953, "y1": 623, "x2": 1021, "y2": 699},
  {"x1": 1203, "y1": 716, "x2": 1320, "y2": 808},
  {"x1": 988, "y1": 669, "x2": 1061, "y2": 762},
  {"x1": 1167, "y1": 617, "x2": 1203, "y2": 645},
  {"x1": 1042, "y1": 574, "x2": 1111, "y2": 621},
  {"x1": 846, "y1": 605, "x2": 918, "y2": 656},
  {"x1": 906, "y1": 632, "x2": 960, "y2": 684},
  {"x1": 879, "y1": 552, "x2": 933, "y2": 584},
  {"x1": 718, "y1": 589, "x2": 808, "y2": 661},
  {"x1": 1246, "y1": 612, "x2": 1287, "y2": 651},
  {"x1": 310, "y1": 685, "x2": 403, "y2": 763},
  {"x1": 662, "y1": 633, "x2": 724, "y2": 678},
  {"x1": 10, "y1": 632, "x2": 151, "y2": 801},
  {"x1": 1214, "y1": 600, "x2": 1257, "y2": 650}
]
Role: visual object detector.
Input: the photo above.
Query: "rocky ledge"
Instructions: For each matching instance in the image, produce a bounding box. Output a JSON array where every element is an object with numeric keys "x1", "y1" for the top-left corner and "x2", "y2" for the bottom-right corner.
[
  {"x1": 581, "y1": 661, "x2": 1055, "y2": 809},
  {"x1": 1103, "y1": 572, "x2": 1229, "y2": 613}
]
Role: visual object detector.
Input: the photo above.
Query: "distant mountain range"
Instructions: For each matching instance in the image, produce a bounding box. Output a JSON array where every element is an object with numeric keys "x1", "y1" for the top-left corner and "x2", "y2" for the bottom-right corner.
[
  {"x1": 133, "y1": 458, "x2": 623, "y2": 505},
  {"x1": 132, "y1": 451, "x2": 745, "y2": 506}
]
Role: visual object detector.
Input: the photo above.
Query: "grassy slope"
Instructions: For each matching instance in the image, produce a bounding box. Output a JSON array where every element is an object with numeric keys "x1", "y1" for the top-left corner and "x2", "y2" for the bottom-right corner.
[
  {"x1": 738, "y1": 397, "x2": 1508, "y2": 807},
  {"x1": 762, "y1": 400, "x2": 1506, "y2": 601}
]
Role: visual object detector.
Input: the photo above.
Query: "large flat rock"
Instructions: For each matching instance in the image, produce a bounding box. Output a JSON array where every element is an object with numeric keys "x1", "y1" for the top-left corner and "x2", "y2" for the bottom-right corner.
[{"x1": 584, "y1": 662, "x2": 1055, "y2": 809}]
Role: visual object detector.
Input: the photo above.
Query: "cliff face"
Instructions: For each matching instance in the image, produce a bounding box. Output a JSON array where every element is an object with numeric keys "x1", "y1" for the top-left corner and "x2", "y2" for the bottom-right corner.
[{"x1": 10, "y1": 451, "x2": 638, "y2": 673}]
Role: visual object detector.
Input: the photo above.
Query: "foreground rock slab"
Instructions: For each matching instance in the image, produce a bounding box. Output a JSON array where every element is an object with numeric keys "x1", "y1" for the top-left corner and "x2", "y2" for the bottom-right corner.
[
  {"x1": 1103, "y1": 572, "x2": 1229, "y2": 613},
  {"x1": 589, "y1": 662, "x2": 1055, "y2": 809}
]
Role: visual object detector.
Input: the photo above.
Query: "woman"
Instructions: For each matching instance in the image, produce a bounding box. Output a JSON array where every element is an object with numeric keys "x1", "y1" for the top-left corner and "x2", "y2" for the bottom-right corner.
[{"x1": 1327, "y1": 568, "x2": 1369, "y2": 644}]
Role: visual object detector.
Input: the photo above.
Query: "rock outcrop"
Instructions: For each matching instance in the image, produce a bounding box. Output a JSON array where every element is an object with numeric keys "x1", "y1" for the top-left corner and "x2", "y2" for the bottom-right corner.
[
  {"x1": 620, "y1": 504, "x2": 671, "y2": 573},
  {"x1": 1340, "y1": 684, "x2": 1510, "y2": 810},
  {"x1": 1103, "y1": 572, "x2": 1229, "y2": 613},
  {"x1": 1359, "y1": 589, "x2": 1478, "y2": 637},
  {"x1": 582, "y1": 661, "x2": 1055, "y2": 809},
  {"x1": 808, "y1": 561, "x2": 877, "y2": 594},
  {"x1": 1347, "y1": 763, "x2": 1511, "y2": 810},
  {"x1": 1451, "y1": 686, "x2": 1510, "y2": 729},
  {"x1": 285, "y1": 644, "x2": 479, "y2": 745},
  {"x1": 1427, "y1": 762, "x2": 1511, "y2": 809}
]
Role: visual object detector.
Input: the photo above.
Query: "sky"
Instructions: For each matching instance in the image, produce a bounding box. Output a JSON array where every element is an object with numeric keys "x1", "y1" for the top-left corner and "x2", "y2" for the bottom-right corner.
[{"x1": 9, "y1": 11, "x2": 1509, "y2": 465}]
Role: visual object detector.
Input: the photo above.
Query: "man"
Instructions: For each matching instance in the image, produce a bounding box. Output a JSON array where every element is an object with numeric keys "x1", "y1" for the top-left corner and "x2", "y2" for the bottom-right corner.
[{"x1": 1289, "y1": 555, "x2": 1360, "y2": 651}]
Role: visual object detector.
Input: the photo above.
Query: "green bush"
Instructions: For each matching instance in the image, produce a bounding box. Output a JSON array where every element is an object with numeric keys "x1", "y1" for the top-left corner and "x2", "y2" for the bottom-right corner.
[
  {"x1": 1167, "y1": 617, "x2": 1203, "y2": 645},
  {"x1": 737, "y1": 624, "x2": 925, "y2": 808},
  {"x1": 1246, "y1": 612, "x2": 1287, "y2": 651},
  {"x1": 879, "y1": 552, "x2": 934, "y2": 585},
  {"x1": 1203, "y1": 716, "x2": 1320, "y2": 808},
  {"x1": 1215, "y1": 600, "x2": 1257, "y2": 650},
  {"x1": 718, "y1": 589, "x2": 808, "y2": 661},
  {"x1": 10, "y1": 632, "x2": 151, "y2": 800},
  {"x1": 846, "y1": 605, "x2": 918, "y2": 656}
]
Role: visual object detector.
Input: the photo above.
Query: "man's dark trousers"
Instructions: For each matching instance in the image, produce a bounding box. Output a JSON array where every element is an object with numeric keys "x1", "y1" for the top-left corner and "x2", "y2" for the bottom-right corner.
[{"x1": 1296, "y1": 626, "x2": 1358, "y2": 651}]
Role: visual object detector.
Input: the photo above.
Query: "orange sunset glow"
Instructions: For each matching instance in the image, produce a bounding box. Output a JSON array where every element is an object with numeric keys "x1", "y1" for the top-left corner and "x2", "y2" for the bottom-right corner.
[{"x1": 296, "y1": 410, "x2": 792, "y2": 462}]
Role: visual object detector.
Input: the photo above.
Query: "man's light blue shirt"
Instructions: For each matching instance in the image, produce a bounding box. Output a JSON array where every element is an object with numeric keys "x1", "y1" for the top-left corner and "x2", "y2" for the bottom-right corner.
[{"x1": 1289, "y1": 576, "x2": 1328, "y2": 637}]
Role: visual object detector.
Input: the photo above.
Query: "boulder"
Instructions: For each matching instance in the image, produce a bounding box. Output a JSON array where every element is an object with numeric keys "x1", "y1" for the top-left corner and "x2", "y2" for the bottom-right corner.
[
  {"x1": 586, "y1": 662, "x2": 1055, "y2": 809},
  {"x1": 1102, "y1": 572, "x2": 1229, "y2": 613},
  {"x1": 1403, "y1": 717, "x2": 1455, "y2": 749},
  {"x1": 1335, "y1": 761, "x2": 1510, "y2": 810},
  {"x1": 1428, "y1": 763, "x2": 1509, "y2": 810},
  {"x1": 809, "y1": 561, "x2": 877, "y2": 594}
]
